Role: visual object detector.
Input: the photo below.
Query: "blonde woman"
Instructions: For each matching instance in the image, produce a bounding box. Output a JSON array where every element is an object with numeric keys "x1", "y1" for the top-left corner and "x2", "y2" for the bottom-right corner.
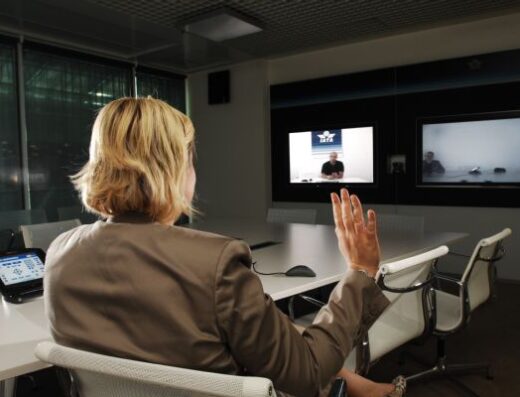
[{"x1": 44, "y1": 98, "x2": 405, "y2": 397}]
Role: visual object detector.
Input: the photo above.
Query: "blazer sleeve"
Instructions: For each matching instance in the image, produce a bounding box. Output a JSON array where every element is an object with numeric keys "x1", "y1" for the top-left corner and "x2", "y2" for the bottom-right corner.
[{"x1": 214, "y1": 240, "x2": 390, "y2": 397}]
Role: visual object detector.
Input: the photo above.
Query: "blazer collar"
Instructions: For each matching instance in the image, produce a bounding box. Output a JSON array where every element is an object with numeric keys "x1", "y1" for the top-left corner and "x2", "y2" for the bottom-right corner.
[{"x1": 108, "y1": 212, "x2": 155, "y2": 224}]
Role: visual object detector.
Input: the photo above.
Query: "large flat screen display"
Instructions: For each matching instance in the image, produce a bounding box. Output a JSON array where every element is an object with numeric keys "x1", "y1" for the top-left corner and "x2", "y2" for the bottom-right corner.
[
  {"x1": 420, "y1": 116, "x2": 520, "y2": 185},
  {"x1": 289, "y1": 127, "x2": 374, "y2": 184}
]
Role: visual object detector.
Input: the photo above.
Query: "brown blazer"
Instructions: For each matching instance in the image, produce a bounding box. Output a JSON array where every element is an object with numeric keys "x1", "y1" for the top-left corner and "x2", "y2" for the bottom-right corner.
[{"x1": 44, "y1": 213, "x2": 389, "y2": 397}]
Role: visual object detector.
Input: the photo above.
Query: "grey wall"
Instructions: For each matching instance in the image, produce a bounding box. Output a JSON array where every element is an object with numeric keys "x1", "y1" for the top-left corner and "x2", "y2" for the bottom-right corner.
[
  {"x1": 188, "y1": 14, "x2": 520, "y2": 280},
  {"x1": 188, "y1": 60, "x2": 270, "y2": 220},
  {"x1": 269, "y1": 12, "x2": 520, "y2": 84}
]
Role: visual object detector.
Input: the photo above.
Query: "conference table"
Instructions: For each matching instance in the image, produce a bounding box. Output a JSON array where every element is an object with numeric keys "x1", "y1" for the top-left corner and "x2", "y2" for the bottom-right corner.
[
  {"x1": 0, "y1": 218, "x2": 467, "y2": 396},
  {"x1": 187, "y1": 218, "x2": 466, "y2": 301}
]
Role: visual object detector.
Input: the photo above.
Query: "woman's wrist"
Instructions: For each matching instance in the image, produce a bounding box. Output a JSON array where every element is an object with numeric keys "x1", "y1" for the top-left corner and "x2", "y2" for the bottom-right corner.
[{"x1": 350, "y1": 263, "x2": 378, "y2": 279}]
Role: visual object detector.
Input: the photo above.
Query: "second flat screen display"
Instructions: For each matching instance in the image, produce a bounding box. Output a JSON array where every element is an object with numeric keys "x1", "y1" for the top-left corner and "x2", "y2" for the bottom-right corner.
[{"x1": 420, "y1": 116, "x2": 520, "y2": 185}]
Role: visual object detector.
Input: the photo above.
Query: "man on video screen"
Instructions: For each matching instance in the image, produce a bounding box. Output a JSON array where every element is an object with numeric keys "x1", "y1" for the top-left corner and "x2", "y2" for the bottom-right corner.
[
  {"x1": 423, "y1": 151, "x2": 445, "y2": 174},
  {"x1": 321, "y1": 152, "x2": 344, "y2": 180}
]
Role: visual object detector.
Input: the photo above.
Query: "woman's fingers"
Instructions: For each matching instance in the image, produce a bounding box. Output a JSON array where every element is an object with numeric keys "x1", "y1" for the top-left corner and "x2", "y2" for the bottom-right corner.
[
  {"x1": 351, "y1": 194, "x2": 365, "y2": 225},
  {"x1": 354, "y1": 222, "x2": 364, "y2": 235},
  {"x1": 331, "y1": 193, "x2": 344, "y2": 234},
  {"x1": 367, "y1": 209, "x2": 377, "y2": 234},
  {"x1": 340, "y1": 188, "x2": 355, "y2": 233}
]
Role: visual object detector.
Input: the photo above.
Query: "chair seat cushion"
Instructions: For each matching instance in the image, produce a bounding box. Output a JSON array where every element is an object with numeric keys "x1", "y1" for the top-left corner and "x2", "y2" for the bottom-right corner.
[
  {"x1": 295, "y1": 304, "x2": 425, "y2": 370},
  {"x1": 435, "y1": 290, "x2": 463, "y2": 333},
  {"x1": 363, "y1": 305, "x2": 424, "y2": 363}
]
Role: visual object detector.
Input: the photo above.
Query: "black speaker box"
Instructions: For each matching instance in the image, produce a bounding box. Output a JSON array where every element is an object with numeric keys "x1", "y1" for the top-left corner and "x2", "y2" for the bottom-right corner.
[{"x1": 208, "y1": 70, "x2": 230, "y2": 104}]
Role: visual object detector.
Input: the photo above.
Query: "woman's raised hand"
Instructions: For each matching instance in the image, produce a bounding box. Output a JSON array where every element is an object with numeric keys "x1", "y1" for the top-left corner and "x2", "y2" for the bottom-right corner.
[{"x1": 331, "y1": 188, "x2": 380, "y2": 278}]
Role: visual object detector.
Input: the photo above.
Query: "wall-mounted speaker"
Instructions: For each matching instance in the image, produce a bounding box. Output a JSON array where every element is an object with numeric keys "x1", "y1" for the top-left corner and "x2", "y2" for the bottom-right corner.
[{"x1": 208, "y1": 70, "x2": 230, "y2": 105}]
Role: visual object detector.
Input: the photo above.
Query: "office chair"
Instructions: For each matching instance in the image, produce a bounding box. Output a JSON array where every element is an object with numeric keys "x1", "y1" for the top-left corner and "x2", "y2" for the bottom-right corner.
[
  {"x1": 406, "y1": 228, "x2": 512, "y2": 392},
  {"x1": 0, "y1": 228, "x2": 15, "y2": 251},
  {"x1": 20, "y1": 219, "x2": 81, "y2": 251},
  {"x1": 294, "y1": 246, "x2": 449, "y2": 375},
  {"x1": 0, "y1": 209, "x2": 47, "y2": 250},
  {"x1": 266, "y1": 208, "x2": 317, "y2": 224},
  {"x1": 35, "y1": 342, "x2": 347, "y2": 397}
]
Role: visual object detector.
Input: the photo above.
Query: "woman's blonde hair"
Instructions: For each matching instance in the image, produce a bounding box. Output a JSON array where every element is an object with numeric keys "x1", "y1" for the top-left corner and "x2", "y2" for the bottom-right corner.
[{"x1": 72, "y1": 97, "x2": 195, "y2": 223}]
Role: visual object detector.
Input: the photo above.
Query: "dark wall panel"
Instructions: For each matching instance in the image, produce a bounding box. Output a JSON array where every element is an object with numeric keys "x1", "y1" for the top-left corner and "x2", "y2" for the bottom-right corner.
[{"x1": 271, "y1": 49, "x2": 520, "y2": 207}]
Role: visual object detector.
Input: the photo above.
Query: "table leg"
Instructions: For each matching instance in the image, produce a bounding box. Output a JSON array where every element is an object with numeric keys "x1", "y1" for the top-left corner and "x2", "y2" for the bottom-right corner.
[{"x1": 0, "y1": 378, "x2": 15, "y2": 397}]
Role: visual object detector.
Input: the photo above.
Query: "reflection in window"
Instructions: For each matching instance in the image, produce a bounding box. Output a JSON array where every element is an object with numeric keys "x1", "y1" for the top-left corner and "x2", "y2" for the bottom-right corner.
[
  {"x1": 0, "y1": 44, "x2": 22, "y2": 211},
  {"x1": 137, "y1": 69, "x2": 186, "y2": 112},
  {"x1": 23, "y1": 49, "x2": 131, "y2": 220}
]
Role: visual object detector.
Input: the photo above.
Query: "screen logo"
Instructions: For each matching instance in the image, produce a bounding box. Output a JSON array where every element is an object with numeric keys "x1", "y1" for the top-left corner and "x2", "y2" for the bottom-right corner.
[
  {"x1": 317, "y1": 130, "x2": 335, "y2": 143},
  {"x1": 312, "y1": 129, "x2": 342, "y2": 154}
]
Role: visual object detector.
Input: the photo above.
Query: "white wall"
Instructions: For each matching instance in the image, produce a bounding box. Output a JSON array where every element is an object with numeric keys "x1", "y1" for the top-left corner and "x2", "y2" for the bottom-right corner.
[
  {"x1": 188, "y1": 60, "x2": 270, "y2": 220},
  {"x1": 188, "y1": 13, "x2": 520, "y2": 280}
]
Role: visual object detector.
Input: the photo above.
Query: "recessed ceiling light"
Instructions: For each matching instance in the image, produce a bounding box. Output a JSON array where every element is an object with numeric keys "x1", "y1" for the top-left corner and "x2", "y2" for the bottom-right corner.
[{"x1": 184, "y1": 10, "x2": 262, "y2": 42}]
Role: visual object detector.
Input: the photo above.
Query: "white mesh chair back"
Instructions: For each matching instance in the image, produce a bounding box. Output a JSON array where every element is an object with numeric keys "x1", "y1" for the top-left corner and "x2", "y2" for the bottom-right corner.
[
  {"x1": 366, "y1": 246, "x2": 449, "y2": 362},
  {"x1": 35, "y1": 342, "x2": 276, "y2": 397},
  {"x1": 343, "y1": 246, "x2": 449, "y2": 371},
  {"x1": 461, "y1": 228, "x2": 512, "y2": 311},
  {"x1": 376, "y1": 214, "x2": 424, "y2": 235},
  {"x1": 20, "y1": 219, "x2": 81, "y2": 251},
  {"x1": 267, "y1": 208, "x2": 317, "y2": 224}
]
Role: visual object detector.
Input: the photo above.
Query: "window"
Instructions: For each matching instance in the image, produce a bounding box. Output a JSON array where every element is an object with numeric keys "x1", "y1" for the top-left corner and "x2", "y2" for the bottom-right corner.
[
  {"x1": 0, "y1": 40, "x2": 186, "y2": 223},
  {"x1": 23, "y1": 49, "x2": 131, "y2": 220},
  {"x1": 0, "y1": 43, "x2": 22, "y2": 211},
  {"x1": 136, "y1": 69, "x2": 186, "y2": 111}
]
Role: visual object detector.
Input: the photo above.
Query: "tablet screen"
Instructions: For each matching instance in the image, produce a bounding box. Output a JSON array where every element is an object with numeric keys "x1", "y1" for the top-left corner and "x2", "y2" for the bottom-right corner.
[{"x1": 0, "y1": 252, "x2": 45, "y2": 286}]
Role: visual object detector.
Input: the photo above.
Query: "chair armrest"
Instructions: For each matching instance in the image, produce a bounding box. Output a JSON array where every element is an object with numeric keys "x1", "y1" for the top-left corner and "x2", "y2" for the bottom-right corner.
[
  {"x1": 377, "y1": 275, "x2": 434, "y2": 293},
  {"x1": 287, "y1": 294, "x2": 325, "y2": 321},
  {"x1": 328, "y1": 378, "x2": 347, "y2": 397},
  {"x1": 448, "y1": 251, "x2": 471, "y2": 258},
  {"x1": 299, "y1": 294, "x2": 326, "y2": 308},
  {"x1": 434, "y1": 272, "x2": 463, "y2": 286},
  {"x1": 377, "y1": 246, "x2": 448, "y2": 293}
]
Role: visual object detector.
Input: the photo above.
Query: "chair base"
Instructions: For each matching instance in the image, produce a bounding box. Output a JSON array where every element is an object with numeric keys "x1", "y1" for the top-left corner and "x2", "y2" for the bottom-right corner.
[
  {"x1": 406, "y1": 361, "x2": 492, "y2": 382},
  {"x1": 405, "y1": 355, "x2": 493, "y2": 397}
]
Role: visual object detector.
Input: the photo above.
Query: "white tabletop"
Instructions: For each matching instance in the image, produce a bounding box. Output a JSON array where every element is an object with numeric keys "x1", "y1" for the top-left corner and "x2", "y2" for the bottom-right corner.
[
  {"x1": 0, "y1": 297, "x2": 51, "y2": 381},
  {"x1": 0, "y1": 219, "x2": 467, "y2": 381},
  {"x1": 188, "y1": 219, "x2": 467, "y2": 300}
]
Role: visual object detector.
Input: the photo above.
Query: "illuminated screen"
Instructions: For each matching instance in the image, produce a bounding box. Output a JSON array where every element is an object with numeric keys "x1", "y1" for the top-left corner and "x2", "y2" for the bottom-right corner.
[
  {"x1": 289, "y1": 127, "x2": 374, "y2": 184},
  {"x1": 421, "y1": 117, "x2": 520, "y2": 184},
  {"x1": 0, "y1": 252, "x2": 45, "y2": 286}
]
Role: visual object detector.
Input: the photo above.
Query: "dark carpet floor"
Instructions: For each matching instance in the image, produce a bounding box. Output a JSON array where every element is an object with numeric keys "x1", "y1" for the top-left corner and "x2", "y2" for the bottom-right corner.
[
  {"x1": 15, "y1": 281, "x2": 520, "y2": 397},
  {"x1": 369, "y1": 281, "x2": 520, "y2": 397}
]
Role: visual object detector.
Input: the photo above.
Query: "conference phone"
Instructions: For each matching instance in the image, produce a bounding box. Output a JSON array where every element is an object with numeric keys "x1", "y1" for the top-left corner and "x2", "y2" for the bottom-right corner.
[{"x1": 0, "y1": 248, "x2": 46, "y2": 303}]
